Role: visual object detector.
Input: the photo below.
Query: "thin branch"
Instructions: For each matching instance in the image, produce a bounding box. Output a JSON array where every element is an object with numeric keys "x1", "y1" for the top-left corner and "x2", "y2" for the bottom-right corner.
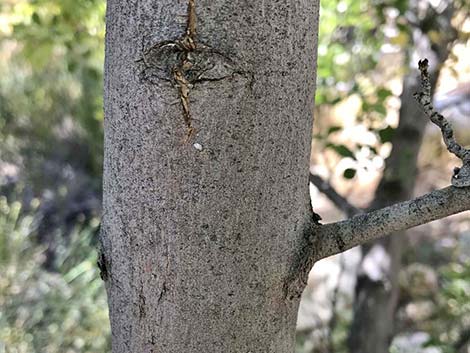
[
  {"x1": 414, "y1": 58, "x2": 470, "y2": 187},
  {"x1": 300, "y1": 59, "x2": 470, "y2": 274},
  {"x1": 313, "y1": 186, "x2": 470, "y2": 260},
  {"x1": 309, "y1": 173, "x2": 360, "y2": 218}
]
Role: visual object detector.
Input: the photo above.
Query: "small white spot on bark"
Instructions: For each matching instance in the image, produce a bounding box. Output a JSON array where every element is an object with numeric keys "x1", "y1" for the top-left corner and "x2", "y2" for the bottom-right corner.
[{"x1": 193, "y1": 143, "x2": 203, "y2": 151}]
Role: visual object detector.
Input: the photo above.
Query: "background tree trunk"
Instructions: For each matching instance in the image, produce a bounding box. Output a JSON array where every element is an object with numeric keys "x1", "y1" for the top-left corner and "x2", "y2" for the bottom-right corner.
[
  {"x1": 347, "y1": 4, "x2": 456, "y2": 351},
  {"x1": 347, "y1": 71, "x2": 433, "y2": 353},
  {"x1": 102, "y1": 1, "x2": 320, "y2": 352}
]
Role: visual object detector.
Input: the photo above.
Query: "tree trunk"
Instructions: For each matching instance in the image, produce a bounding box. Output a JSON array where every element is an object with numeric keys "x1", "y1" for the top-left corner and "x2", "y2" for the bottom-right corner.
[
  {"x1": 101, "y1": 1, "x2": 470, "y2": 352},
  {"x1": 102, "y1": 1, "x2": 320, "y2": 352}
]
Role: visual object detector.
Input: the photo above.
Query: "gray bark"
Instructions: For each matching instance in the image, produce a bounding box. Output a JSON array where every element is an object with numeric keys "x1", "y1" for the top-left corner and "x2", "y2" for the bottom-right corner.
[
  {"x1": 102, "y1": 1, "x2": 320, "y2": 352},
  {"x1": 102, "y1": 1, "x2": 469, "y2": 352},
  {"x1": 314, "y1": 186, "x2": 470, "y2": 260}
]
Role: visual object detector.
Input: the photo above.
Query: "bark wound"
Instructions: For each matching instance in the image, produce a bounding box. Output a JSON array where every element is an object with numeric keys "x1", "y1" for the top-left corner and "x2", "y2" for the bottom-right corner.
[{"x1": 138, "y1": 0, "x2": 252, "y2": 140}]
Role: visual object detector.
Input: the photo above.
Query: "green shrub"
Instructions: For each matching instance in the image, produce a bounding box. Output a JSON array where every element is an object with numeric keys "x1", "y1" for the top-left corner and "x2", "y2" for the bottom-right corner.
[{"x1": 0, "y1": 196, "x2": 110, "y2": 353}]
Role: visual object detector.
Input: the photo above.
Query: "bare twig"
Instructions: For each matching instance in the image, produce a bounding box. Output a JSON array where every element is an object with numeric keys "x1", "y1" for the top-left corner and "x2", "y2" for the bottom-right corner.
[
  {"x1": 414, "y1": 58, "x2": 470, "y2": 187},
  {"x1": 309, "y1": 173, "x2": 360, "y2": 218}
]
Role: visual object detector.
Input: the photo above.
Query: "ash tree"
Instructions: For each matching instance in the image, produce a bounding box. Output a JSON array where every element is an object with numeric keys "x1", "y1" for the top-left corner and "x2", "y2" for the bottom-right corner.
[{"x1": 101, "y1": 1, "x2": 470, "y2": 352}]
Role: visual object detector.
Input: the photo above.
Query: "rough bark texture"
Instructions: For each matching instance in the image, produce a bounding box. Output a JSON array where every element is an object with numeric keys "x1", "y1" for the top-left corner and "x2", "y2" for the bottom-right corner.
[
  {"x1": 102, "y1": 1, "x2": 320, "y2": 352},
  {"x1": 316, "y1": 186, "x2": 470, "y2": 259}
]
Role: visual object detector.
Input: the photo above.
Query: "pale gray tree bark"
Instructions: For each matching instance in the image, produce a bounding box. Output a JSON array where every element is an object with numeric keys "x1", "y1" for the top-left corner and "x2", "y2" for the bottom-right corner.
[{"x1": 101, "y1": 1, "x2": 470, "y2": 352}]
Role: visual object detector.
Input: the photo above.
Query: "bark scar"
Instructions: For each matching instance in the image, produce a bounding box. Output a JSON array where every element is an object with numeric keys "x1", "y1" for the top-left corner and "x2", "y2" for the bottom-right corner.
[
  {"x1": 173, "y1": 0, "x2": 197, "y2": 141},
  {"x1": 136, "y1": 0, "x2": 200, "y2": 141},
  {"x1": 137, "y1": 0, "x2": 253, "y2": 141},
  {"x1": 182, "y1": 0, "x2": 197, "y2": 50},
  {"x1": 173, "y1": 67, "x2": 194, "y2": 139}
]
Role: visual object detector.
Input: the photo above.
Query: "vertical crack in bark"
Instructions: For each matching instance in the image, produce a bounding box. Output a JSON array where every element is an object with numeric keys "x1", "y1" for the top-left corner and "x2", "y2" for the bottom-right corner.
[
  {"x1": 183, "y1": 0, "x2": 197, "y2": 48},
  {"x1": 173, "y1": 67, "x2": 194, "y2": 139},
  {"x1": 172, "y1": 0, "x2": 198, "y2": 140},
  {"x1": 138, "y1": 284, "x2": 146, "y2": 319},
  {"x1": 157, "y1": 281, "x2": 167, "y2": 304}
]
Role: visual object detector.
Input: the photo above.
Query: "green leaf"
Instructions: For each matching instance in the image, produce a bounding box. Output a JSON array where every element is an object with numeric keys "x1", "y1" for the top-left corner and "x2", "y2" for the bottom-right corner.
[
  {"x1": 330, "y1": 96, "x2": 342, "y2": 105},
  {"x1": 377, "y1": 88, "x2": 393, "y2": 100},
  {"x1": 32, "y1": 13, "x2": 41, "y2": 25},
  {"x1": 369, "y1": 146, "x2": 378, "y2": 155},
  {"x1": 361, "y1": 101, "x2": 371, "y2": 112},
  {"x1": 343, "y1": 168, "x2": 357, "y2": 179},
  {"x1": 378, "y1": 125, "x2": 395, "y2": 143},
  {"x1": 327, "y1": 125, "x2": 342, "y2": 135},
  {"x1": 373, "y1": 103, "x2": 387, "y2": 116},
  {"x1": 327, "y1": 143, "x2": 356, "y2": 160}
]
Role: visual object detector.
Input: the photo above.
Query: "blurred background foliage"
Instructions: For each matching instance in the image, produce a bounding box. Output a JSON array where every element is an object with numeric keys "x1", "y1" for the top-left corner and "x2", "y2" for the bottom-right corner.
[
  {"x1": 303, "y1": 0, "x2": 470, "y2": 352},
  {"x1": 0, "y1": 0, "x2": 108, "y2": 352},
  {"x1": 0, "y1": 0, "x2": 469, "y2": 352},
  {"x1": 0, "y1": 198, "x2": 108, "y2": 353},
  {"x1": 0, "y1": 0, "x2": 104, "y2": 186}
]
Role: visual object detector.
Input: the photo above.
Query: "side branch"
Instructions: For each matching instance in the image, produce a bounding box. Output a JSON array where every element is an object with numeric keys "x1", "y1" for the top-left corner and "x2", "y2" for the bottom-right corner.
[
  {"x1": 309, "y1": 173, "x2": 360, "y2": 217},
  {"x1": 414, "y1": 58, "x2": 470, "y2": 187},
  {"x1": 314, "y1": 186, "x2": 470, "y2": 260}
]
